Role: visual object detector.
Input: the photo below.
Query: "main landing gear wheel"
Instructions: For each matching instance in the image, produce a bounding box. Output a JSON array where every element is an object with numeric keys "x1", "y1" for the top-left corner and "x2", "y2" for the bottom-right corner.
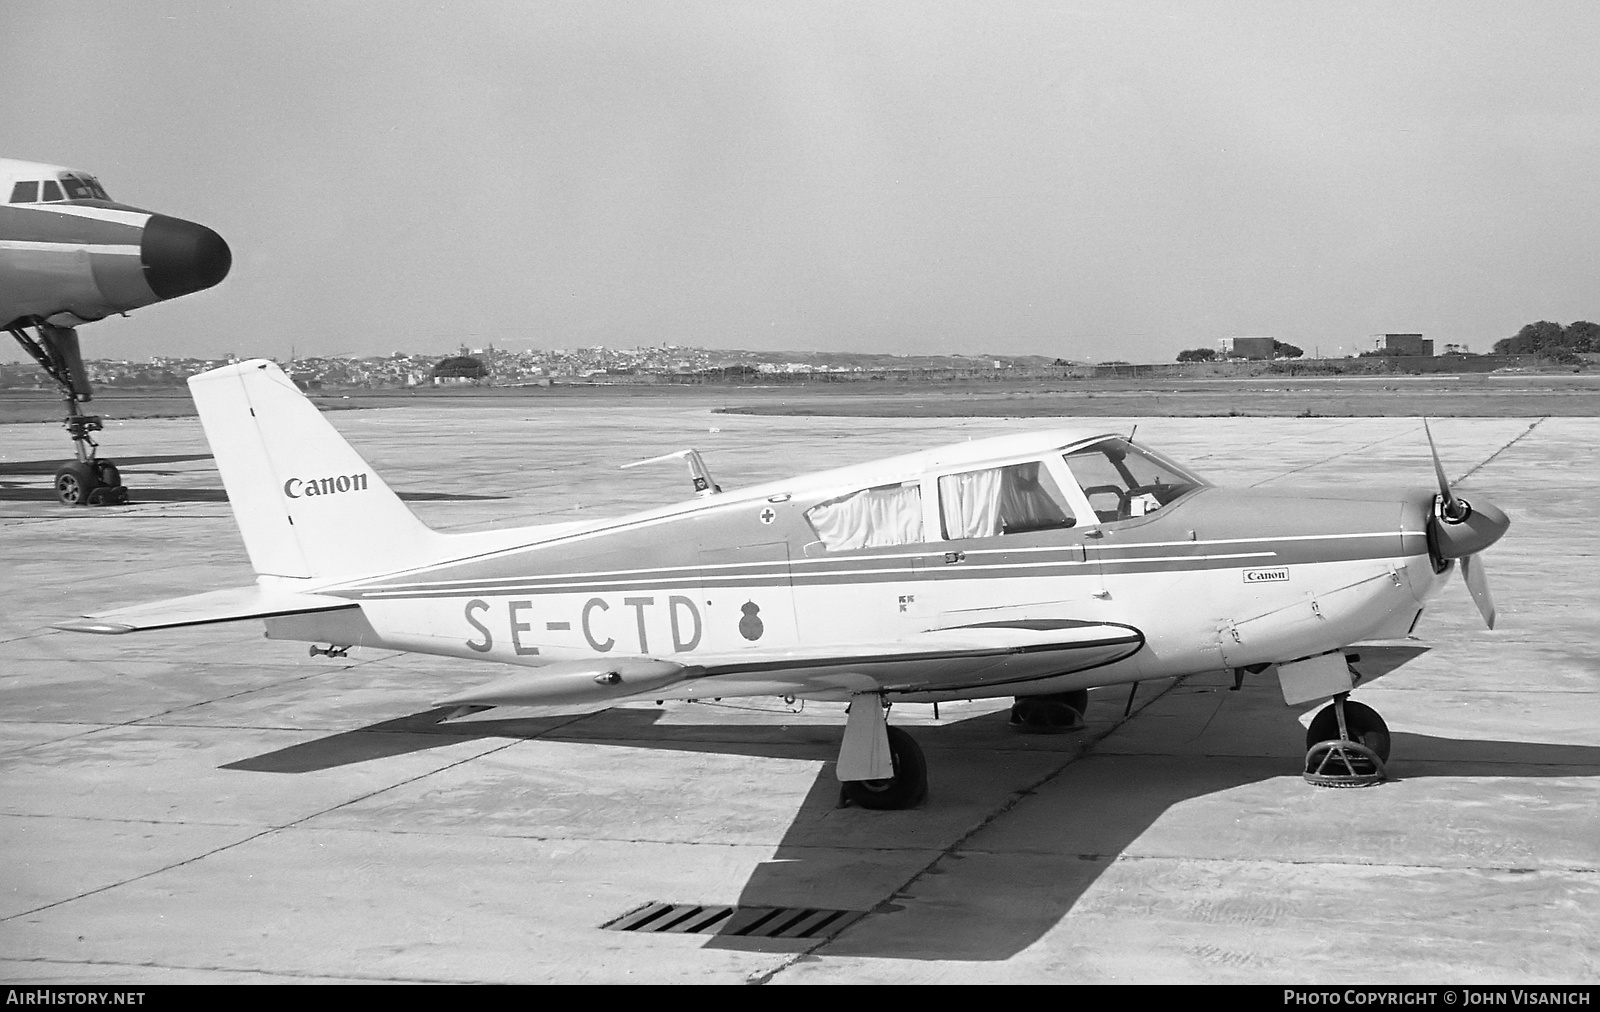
[
  {"x1": 840, "y1": 726, "x2": 927, "y2": 810},
  {"x1": 1009, "y1": 689, "x2": 1089, "y2": 733},
  {"x1": 1304, "y1": 696, "x2": 1390, "y2": 788}
]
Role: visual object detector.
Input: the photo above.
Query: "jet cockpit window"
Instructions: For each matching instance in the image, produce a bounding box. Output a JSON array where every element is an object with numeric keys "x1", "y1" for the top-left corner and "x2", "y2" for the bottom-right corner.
[
  {"x1": 9, "y1": 181, "x2": 39, "y2": 203},
  {"x1": 39, "y1": 180, "x2": 63, "y2": 202},
  {"x1": 1062, "y1": 437, "x2": 1206, "y2": 523},
  {"x1": 805, "y1": 481, "x2": 924, "y2": 551},
  {"x1": 939, "y1": 460, "x2": 1076, "y2": 540},
  {"x1": 58, "y1": 174, "x2": 107, "y2": 201}
]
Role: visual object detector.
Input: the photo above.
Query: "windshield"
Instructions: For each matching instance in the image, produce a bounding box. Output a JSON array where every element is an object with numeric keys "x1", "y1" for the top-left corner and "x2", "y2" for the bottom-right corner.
[
  {"x1": 1063, "y1": 437, "x2": 1207, "y2": 523},
  {"x1": 58, "y1": 173, "x2": 109, "y2": 201}
]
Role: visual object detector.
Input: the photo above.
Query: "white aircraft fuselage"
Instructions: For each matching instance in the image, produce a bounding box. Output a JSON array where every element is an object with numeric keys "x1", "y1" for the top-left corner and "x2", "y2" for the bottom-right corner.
[
  {"x1": 60, "y1": 360, "x2": 1509, "y2": 804},
  {"x1": 293, "y1": 446, "x2": 1447, "y2": 704}
]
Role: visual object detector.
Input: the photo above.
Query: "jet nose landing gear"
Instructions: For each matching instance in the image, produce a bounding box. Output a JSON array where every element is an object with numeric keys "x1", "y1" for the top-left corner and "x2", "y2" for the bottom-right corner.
[
  {"x1": 1304, "y1": 694, "x2": 1391, "y2": 788},
  {"x1": 9, "y1": 322, "x2": 132, "y2": 507}
]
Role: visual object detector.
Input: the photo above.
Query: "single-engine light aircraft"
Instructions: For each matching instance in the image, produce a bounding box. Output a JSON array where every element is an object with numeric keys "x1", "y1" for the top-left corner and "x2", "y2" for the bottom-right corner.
[
  {"x1": 2, "y1": 157, "x2": 231, "y2": 505},
  {"x1": 58, "y1": 361, "x2": 1510, "y2": 801}
]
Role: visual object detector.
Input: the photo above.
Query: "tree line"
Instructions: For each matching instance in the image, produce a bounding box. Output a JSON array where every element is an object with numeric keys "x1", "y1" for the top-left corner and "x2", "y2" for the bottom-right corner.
[{"x1": 1493, "y1": 321, "x2": 1597, "y2": 357}]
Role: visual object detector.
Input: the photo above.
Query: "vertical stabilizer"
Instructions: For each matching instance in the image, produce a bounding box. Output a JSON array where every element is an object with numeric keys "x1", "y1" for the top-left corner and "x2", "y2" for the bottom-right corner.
[{"x1": 188, "y1": 359, "x2": 441, "y2": 579}]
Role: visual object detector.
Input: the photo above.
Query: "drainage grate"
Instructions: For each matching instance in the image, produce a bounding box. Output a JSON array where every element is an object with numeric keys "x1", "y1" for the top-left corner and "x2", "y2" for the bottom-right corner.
[{"x1": 602, "y1": 902, "x2": 866, "y2": 939}]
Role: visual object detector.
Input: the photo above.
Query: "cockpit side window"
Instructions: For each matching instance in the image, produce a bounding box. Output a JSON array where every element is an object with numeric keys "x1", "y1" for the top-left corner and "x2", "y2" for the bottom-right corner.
[
  {"x1": 1063, "y1": 438, "x2": 1205, "y2": 523},
  {"x1": 940, "y1": 460, "x2": 1076, "y2": 540},
  {"x1": 40, "y1": 180, "x2": 63, "y2": 202},
  {"x1": 9, "y1": 181, "x2": 39, "y2": 203},
  {"x1": 804, "y1": 481, "x2": 924, "y2": 551}
]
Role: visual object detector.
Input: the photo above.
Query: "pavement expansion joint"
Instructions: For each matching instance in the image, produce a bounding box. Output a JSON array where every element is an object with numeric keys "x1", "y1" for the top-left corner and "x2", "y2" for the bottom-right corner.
[
  {"x1": 1, "y1": 737, "x2": 529, "y2": 923},
  {"x1": 1457, "y1": 416, "x2": 1547, "y2": 483}
]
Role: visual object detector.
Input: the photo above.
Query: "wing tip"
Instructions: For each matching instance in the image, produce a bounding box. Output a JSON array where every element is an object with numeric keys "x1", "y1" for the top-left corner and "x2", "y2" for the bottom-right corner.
[{"x1": 52, "y1": 619, "x2": 136, "y2": 635}]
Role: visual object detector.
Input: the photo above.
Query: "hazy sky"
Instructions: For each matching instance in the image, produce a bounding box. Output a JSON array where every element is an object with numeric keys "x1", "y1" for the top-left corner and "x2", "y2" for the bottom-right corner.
[{"x1": 3, "y1": 1, "x2": 1596, "y2": 364}]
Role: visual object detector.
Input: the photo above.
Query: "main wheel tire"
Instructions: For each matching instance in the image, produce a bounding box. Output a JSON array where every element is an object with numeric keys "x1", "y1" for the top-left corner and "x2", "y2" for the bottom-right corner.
[
  {"x1": 1306, "y1": 699, "x2": 1391, "y2": 763},
  {"x1": 53, "y1": 463, "x2": 100, "y2": 506},
  {"x1": 93, "y1": 462, "x2": 121, "y2": 488},
  {"x1": 1009, "y1": 690, "x2": 1089, "y2": 732},
  {"x1": 842, "y1": 726, "x2": 927, "y2": 810}
]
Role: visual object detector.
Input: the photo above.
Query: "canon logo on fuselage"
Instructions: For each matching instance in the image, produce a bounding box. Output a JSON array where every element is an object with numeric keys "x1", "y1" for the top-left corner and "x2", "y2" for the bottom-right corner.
[{"x1": 283, "y1": 473, "x2": 369, "y2": 499}]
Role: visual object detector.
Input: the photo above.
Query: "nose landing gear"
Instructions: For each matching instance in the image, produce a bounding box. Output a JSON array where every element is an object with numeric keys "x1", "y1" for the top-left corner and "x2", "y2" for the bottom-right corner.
[
  {"x1": 1304, "y1": 694, "x2": 1390, "y2": 788},
  {"x1": 8, "y1": 320, "x2": 132, "y2": 507}
]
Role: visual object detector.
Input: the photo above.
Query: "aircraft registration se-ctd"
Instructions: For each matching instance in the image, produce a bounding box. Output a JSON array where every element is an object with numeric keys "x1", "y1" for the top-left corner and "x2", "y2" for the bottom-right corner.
[{"x1": 55, "y1": 360, "x2": 1510, "y2": 805}]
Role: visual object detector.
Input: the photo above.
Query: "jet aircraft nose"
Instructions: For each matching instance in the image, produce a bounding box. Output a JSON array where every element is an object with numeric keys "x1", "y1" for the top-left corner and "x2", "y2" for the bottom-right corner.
[
  {"x1": 140, "y1": 214, "x2": 231, "y2": 300},
  {"x1": 1433, "y1": 497, "x2": 1510, "y2": 559}
]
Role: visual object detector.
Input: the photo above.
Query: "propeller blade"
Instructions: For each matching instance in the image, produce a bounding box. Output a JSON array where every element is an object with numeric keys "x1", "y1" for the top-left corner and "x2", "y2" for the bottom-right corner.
[
  {"x1": 1461, "y1": 553, "x2": 1497, "y2": 630},
  {"x1": 1423, "y1": 418, "x2": 1461, "y2": 516}
]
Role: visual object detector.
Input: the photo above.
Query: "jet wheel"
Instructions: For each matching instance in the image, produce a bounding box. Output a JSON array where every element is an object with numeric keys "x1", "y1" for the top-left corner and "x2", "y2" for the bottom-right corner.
[
  {"x1": 1304, "y1": 698, "x2": 1390, "y2": 788},
  {"x1": 841, "y1": 726, "x2": 927, "y2": 810},
  {"x1": 53, "y1": 462, "x2": 100, "y2": 506}
]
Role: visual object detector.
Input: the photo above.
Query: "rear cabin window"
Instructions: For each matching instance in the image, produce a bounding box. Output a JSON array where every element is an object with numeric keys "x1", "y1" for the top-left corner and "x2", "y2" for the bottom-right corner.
[
  {"x1": 805, "y1": 482, "x2": 924, "y2": 551},
  {"x1": 9, "y1": 181, "x2": 38, "y2": 203},
  {"x1": 940, "y1": 461, "x2": 1076, "y2": 540}
]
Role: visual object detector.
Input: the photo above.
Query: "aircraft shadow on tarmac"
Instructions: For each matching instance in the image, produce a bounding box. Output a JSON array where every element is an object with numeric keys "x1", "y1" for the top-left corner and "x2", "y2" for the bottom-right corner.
[{"x1": 216, "y1": 644, "x2": 1600, "y2": 960}]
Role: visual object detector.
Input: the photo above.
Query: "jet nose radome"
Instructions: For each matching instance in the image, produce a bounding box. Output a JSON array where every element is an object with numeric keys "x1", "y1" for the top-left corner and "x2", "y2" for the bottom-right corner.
[
  {"x1": 1433, "y1": 497, "x2": 1511, "y2": 559},
  {"x1": 140, "y1": 214, "x2": 231, "y2": 300}
]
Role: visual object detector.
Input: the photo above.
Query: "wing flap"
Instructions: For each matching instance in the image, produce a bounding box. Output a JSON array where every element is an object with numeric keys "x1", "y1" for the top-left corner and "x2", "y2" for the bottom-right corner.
[{"x1": 55, "y1": 586, "x2": 356, "y2": 634}]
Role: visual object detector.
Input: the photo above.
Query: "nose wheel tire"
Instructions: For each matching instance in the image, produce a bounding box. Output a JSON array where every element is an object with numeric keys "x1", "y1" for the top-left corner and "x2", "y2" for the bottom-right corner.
[
  {"x1": 840, "y1": 726, "x2": 927, "y2": 810},
  {"x1": 53, "y1": 463, "x2": 100, "y2": 506},
  {"x1": 52, "y1": 461, "x2": 128, "y2": 506},
  {"x1": 1304, "y1": 697, "x2": 1390, "y2": 788}
]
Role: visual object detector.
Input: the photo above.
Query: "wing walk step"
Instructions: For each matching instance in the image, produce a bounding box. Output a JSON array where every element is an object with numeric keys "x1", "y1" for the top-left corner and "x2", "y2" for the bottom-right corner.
[{"x1": 602, "y1": 901, "x2": 865, "y2": 939}]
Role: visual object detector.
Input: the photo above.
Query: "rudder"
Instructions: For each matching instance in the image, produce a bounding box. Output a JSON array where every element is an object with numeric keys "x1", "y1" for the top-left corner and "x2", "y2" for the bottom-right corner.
[{"x1": 188, "y1": 359, "x2": 442, "y2": 579}]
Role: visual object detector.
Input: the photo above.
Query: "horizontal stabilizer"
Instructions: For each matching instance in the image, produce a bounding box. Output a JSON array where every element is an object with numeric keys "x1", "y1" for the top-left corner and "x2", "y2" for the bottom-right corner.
[{"x1": 55, "y1": 586, "x2": 356, "y2": 635}]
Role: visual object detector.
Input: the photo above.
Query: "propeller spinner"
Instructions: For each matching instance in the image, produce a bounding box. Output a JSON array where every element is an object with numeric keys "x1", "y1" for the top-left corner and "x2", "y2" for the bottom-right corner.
[{"x1": 1423, "y1": 419, "x2": 1511, "y2": 628}]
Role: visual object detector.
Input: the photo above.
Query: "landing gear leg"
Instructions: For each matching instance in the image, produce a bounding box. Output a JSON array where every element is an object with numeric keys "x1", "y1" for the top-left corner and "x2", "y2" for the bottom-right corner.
[
  {"x1": 1304, "y1": 694, "x2": 1390, "y2": 788},
  {"x1": 8, "y1": 320, "x2": 130, "y2": 506},
  {"x1": 837, "y1": 694, "x2": 927, "y2": 809}
]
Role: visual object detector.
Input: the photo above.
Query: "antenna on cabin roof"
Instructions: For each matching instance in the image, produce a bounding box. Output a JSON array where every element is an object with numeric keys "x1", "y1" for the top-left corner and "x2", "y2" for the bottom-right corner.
[
  {"x1": 622, "y1": 448, "x2": 722, "y2": 496},
  {"x1": 1128, "y1": 424, "x2": 1138, "y2": 443}
]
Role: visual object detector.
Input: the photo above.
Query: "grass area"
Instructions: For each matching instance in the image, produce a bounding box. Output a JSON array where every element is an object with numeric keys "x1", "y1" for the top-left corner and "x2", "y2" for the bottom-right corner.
[{"x1": 3, "y1": 372, "x2": 1597, "y2": 424}]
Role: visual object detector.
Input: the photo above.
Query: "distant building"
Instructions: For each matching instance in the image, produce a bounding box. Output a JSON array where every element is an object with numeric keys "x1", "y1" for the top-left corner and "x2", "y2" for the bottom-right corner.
[
  {"x1": 1376, "y1": 334, "x2": 1433, "y2": 356},
  {"x1": 430, "y1": 355, "x2": 488, "y2": 385},
  {"x1": 1218, "y1": 336, "x2": 1277, "y2": 360}
]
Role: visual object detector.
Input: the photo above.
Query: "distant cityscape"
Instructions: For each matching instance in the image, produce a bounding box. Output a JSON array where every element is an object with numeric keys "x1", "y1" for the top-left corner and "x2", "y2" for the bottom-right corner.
[
  {"x1": 0, "y1": 329, "x2": 1580, "y2": 393},
  {"x1": 0, "y1": 344, "x2": 1072, "y2": 391}
]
